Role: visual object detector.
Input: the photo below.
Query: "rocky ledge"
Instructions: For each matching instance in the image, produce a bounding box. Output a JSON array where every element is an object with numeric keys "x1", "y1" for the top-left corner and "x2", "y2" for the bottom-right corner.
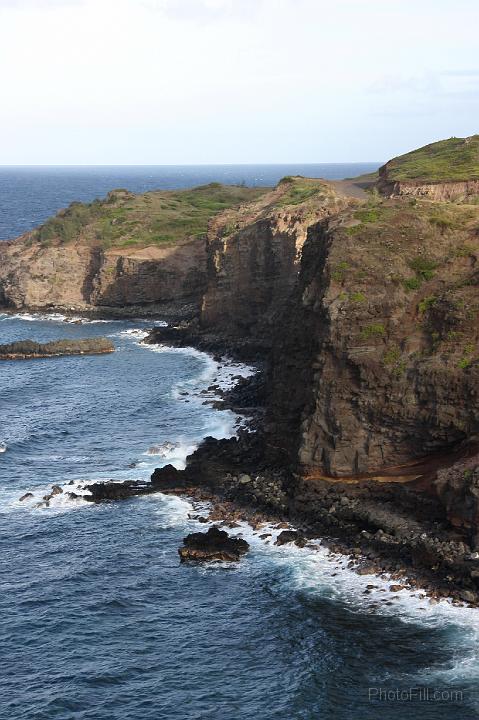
[
  {"x1": 0, "y1": 337, "x2": 114, "y2": 360},
  {"x1": 178, "y1": 526, "x2": 250, "y2": 562}
]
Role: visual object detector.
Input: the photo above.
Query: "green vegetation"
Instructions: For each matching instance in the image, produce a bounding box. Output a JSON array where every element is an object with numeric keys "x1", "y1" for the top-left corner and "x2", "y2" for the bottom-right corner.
[
  {"x1": 276, "y1": 177, "x2": 333, "y2": 207},
  {"x1": 331, "y1": 261, "x2": 350, "y2": 283},
  {"x1": 409, "y1": 257, "x2": 437, "y2": 281},
  {"x1": 384, "y1": 345, "x2": 408, "y2": 377},
  {"x1": 345, "y1": 224, "x2": 362, "y2": 236},
  {"x1": 402, "y1": 257, "x2": 437, "y2": 291},
  {"x1": 429, "y1": 214, "x2": 455, "y2": 231},
  {"x1": 354, "y1": 208, "x2": 380, "y2": 224},
  {"x1": 383, "y1": 135, "x2": 479, "y2": 183},
  {"x1": 403, "y1": 277, "x2": 422, "y2": 291},
  {"x1": 452, "y1": 244, "x2": 476, "y2": 258},
  {"x1": 383, "y1": 346, "x2": 401, "y2": 365},
  {"x1": 33, "y1": 183, "x2": 268, "y2": 250},
  {"x1": 350, "y1": 291, "x2": 367, "y2": 303},
  {"x1": 458, "y1": 343, "x2": 476, "y2": 369},
  {"x1": 418, "y1": 295, "x2": 437, "y2": 314},
  {"x1": 361, "y1": 323, "x2": 386, "y2": 339}
]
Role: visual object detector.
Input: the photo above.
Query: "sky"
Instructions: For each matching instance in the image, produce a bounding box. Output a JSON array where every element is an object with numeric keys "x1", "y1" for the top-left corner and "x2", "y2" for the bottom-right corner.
[{"x1": 0, "y1": 0, "x2": 477, "y2": 164}]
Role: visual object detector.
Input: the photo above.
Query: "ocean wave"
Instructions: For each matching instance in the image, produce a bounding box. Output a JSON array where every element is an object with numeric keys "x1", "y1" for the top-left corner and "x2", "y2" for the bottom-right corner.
[
  {"x1": 0, "y1": 310, "x2": 126, "y2": 324},
  {"x1": 225, "y1": 520, "x2": 479, "y2": 664},
  {"x1": 8, "y1": 478, "x2": 93, "y2": 514},
  {"x1": 150, "y1": 493, "x2": 195, "y2": 530},
  {"x1": 118, "y1": 328, "x2": 150, "y2": 340}
]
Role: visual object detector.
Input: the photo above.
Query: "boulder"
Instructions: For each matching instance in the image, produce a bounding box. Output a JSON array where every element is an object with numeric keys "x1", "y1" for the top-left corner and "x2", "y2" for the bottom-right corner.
[
  {"x1": 275, "y1": 530, "x2": 306, "y2": 547},
  {"x1": 151, "y1": 463, "x2": 187, "y2": 490},
  {"x1": 178, "y1": 526, "x2": 249, "y2": 562}
]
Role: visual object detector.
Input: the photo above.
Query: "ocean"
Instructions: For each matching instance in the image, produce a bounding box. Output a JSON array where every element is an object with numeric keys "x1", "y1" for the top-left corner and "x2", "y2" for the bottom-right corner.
[{"x1": 1, "y1": 166, "x2": 478, "y2": 720}]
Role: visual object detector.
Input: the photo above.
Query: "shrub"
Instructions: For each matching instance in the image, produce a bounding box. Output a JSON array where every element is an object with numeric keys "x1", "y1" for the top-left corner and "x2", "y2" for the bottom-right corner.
[
  {"x1": 409, "y1": 257, "x2": 437, "y2": 281},
  {"x1": 403, "y1": 277, "x2": 422, "y2": 291},
  {"x1": 361, "y1": 323, "x2": 386, "y2": 339},
  {"x1": 383, "y1": 346, "x2": 401, "y2": 365},
  {"x1": 418, "y1": 295, "x2": 436, "y2": 314},
  {"x1": 429, "y1": 215, "x2": 454, "y2": 230},
  {"x1": 331, "y1": 261, "x2": 350, "y2": 283},
  {"x1": 350, "y1": 292, "x2": 367, "y2": 303},
  {"x1": 354, "y1": 208, "x2": 380, "y2": 223}
]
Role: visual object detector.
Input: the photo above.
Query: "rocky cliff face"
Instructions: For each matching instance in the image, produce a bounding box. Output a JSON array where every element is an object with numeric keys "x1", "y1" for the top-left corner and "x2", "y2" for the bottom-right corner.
[
  {"x1": 199, "y1": 180, "x2": 349, "y2": 341},
  {"x1": 266, "y1": 198, "x2": 479, "y2": 476},
  {"x1": 0, "y1": 183, "x2": 266, "y2": 317},
  {"x1": 377, "y1": 174, "x2": 479, "y2": 201},
  {"x1": 0, "y1": 236, "x2": 207, "y2": 318}
]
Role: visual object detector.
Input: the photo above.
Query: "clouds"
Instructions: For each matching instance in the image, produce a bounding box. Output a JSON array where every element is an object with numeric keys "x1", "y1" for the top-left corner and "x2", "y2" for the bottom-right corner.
[{"x1": 0, "y1": 0, "x2": 477, "y2": 163}]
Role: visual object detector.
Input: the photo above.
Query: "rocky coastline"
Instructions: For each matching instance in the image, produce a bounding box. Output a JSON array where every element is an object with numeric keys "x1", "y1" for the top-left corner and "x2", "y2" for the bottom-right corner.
[
  {"x1": 75, "y1": 363, "x2": 479, "y2": 607},
  {"x1": 5, "y1": 135, "x2": 479, "y2": 606},
  {"x1": 11, "y1": 308, "x2": 479, "y2": 606}
]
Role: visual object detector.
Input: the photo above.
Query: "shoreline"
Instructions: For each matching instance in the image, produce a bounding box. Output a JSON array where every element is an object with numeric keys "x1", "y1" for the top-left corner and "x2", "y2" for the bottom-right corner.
[{"x1": 5, "y1": 306, "x2": 479, "y2": 608}]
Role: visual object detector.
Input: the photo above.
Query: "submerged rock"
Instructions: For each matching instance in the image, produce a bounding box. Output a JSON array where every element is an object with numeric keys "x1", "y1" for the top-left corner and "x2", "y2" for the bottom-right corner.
[{"x1": 178, "y1": 526, "x2": 250, "y2": 563}]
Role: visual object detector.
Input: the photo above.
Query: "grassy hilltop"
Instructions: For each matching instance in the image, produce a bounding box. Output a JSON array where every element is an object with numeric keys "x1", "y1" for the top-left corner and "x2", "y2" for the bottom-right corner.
[
  {"x1": 382, "y1": 135, "x2": 479, "y2": 183},
  {"x1": 27, "y1": 177, "x2": 340, "y2": 251},
  {"x1": 31, "y1": 183, "x2": 268, "y2": 250}
]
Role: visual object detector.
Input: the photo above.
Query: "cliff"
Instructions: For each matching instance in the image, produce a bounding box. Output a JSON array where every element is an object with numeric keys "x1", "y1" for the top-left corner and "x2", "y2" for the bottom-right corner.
[
  {"x1": 266, "y1": 197, "x2": 479, "y2": 475},
  {"x1": 3, "y1": 135, "x2": 479, "y2": 582},
  {"x1": 199, "y1": 178, "x2": 350, "y2": 341},
  {"x1": 377, "y1": 135, "x2": 479, "y2": 200},
  {"x1": 0, "y1": 184, "x2": 266, "y2": 318}
]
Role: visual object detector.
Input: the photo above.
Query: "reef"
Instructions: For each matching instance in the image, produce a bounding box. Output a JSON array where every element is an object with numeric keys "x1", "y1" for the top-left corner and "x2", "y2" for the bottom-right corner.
[{"x1": 0, "y1": 337, "x2": 114, "y2": 359}]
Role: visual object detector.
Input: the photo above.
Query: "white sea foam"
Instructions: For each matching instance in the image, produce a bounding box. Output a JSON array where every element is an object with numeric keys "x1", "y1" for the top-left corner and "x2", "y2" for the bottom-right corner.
[
  {"x1": 150, "y1": 493, "x2": 195, "y2": 529},
  {"x1": 8, "y1": 478, "x2": 93, "y2": 514},
  {"x1": 144, "y1": 441, "x2": 180, "y2": 457},
  {"x1": 183, "y1": 513, "x2": 479, "y2": 686},
  {"x1": 0, "y1": 310, "x2": 137, "y2": 325},
  {"x1": 140, "y1": 438, "x2": 198, "y2": 470},
  {"x1": 116, "y1": 328, "x2": 150, "y2": 341}
]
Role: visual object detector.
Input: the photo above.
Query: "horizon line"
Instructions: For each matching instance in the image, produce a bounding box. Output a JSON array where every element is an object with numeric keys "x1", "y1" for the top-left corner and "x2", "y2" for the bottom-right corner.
[{"x1": 0, "y1": 161, "x2": 383, "y2": 169}]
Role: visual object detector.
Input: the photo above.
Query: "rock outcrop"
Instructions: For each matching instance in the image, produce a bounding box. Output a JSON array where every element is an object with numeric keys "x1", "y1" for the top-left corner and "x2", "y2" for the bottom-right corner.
[
  {"x1": 435, "y1": 452, "x2": 479, "y2": 548},
  {"x1": 377, "y1": 176, "x2": 479, "y2": 202},
  {"x1": 178, "y1": 526, "x2": 250, "y2": 562},
  {"x1": 0, "y1": 231, "x2": 209, "y2": 319},
  {"x1": 0, "y1": 337, "x2": 114, "y2": 360},
  {"x1": 199, "y1": 178, "x2": 349, "y2": 342}
]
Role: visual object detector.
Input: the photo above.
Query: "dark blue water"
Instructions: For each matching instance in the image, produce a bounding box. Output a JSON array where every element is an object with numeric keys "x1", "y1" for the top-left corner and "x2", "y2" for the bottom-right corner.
[
  {"x1": 1, "y1": 169, "x2": 478, "y2": 720},
  {"x1": 0, "y1": 164, "x2": 380, "y2": 241}
]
